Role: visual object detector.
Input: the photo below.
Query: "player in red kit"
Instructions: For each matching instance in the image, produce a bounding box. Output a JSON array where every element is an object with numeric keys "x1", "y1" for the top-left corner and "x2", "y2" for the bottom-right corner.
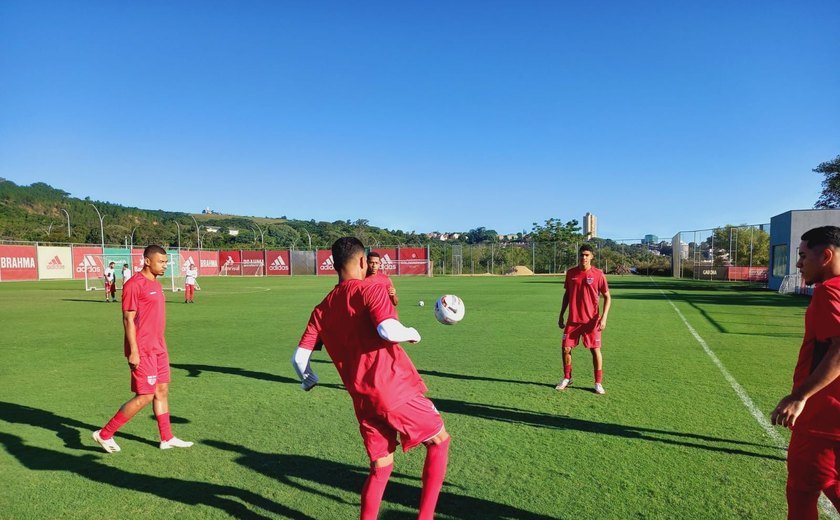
[
  {"x1": 367, "y1": 251, "x2": 399, "y2": 306},
  {"x1": 556, "y1": 244, "x2": 611, "y2": 395},
  {"x1": 771, "y1": 226, "x2": 840, "y2": 520},
  {"x1": 291, "y1": 237, "x2": 449, "y2": 520},
  {"x1": 92, "y1": 245, "x2": 193, "y2": 453}
]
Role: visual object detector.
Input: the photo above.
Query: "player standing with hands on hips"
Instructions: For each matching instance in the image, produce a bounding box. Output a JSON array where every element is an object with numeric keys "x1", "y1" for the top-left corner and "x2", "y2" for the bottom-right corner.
[
  {"x1": 291, "y1": 237, "x2": 450, "y2": 520},
  {"x1": 104, "y1": 261, "x2": 116, "y2": 303},
  {"x1": 556, "y1": 244, "x2": 611, "y2": 395},
  {"x1": 771, "y1": 226, "x2": 840, "y2": 520},
  {"x1": 92, "y1": 245, "x2": 193, "y2": 453}
]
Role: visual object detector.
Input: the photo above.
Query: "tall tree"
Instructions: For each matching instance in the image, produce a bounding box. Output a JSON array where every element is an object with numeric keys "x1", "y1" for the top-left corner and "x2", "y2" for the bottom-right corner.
[{"x1": 815, "y1": 155, "x2": 840, "y2": 208}]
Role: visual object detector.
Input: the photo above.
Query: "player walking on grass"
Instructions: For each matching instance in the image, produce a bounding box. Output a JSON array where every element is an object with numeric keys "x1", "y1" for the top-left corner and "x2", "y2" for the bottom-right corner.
[
  {"x1": 184, "y1": 262, "x2": 197, "y2": 303},
  {"x1": 367, "y1": 251, "x2": 399, "y2": 306},
  {"x1": 292, "y1": 237, "x2": 449, "y2": 520},
  {"x1": 771, "y1": 226, "x2": 840, "y2": 520},
  {"x1": 556, "y1": 244, "x2": 611, "y2": 395},
  {"x1": 104, "y1": 261, "x2": 116, "y2": 302},
  {"x1": 93, "y1": 245, "x2": 193, "y2": 453}
]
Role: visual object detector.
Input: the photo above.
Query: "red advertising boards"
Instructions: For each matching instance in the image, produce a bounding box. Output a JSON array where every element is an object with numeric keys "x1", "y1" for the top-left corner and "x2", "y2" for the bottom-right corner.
[
  {"x1": 398, "y1": 247, "x2": 428, "y2": 275},
  {"x1": 220, "y1": 250, "x2": 242, "y2": 275},
  {"x1": 0, "y1": 245, "x2": 38, "y2": 281},
  {"x1": 197, "y1": 250, "x2": 219, "y2": 276},
  {"x1": 241, "y1": 250, "x2": 265, "y2": 275},
  {"x1": 265, "y1": 250, "x2": 291, "y2": 276},
  {"x1": 727, "y1": 266, "x2": 769, "y2": 282},
  {"x1": 180, "y1": 250, "x2": 199, "y2": 274},
  {"x1": 131, "y1": 248, "x2": 145, "y2": 273},
  {"x1": 371, "y1": 248, "x2": 398, "y2": 275},
  {"x1": 316, "y1": 249, "x2": 336, "y2": 275},
  {"x1": 72, "y1": 246, "x2": 104, "y2": 279}
]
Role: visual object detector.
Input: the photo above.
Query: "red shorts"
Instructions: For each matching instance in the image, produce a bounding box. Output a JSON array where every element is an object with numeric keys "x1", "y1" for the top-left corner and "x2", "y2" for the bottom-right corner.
[
  {"x1": 562, "y1": 321, "x2": 601, "y2": 349},
  {"x1": 130, "y1": 351, "x2": 171, "y2": 394},
  {"x1": 787, "y1": 431, "x2": 840, "y2": 492},
  {"x1": 358, "y1": 395, "x2": 444, "y2": 461},
  {"x1": 105, "y1": 282, "x2": 115, "y2": 292}
]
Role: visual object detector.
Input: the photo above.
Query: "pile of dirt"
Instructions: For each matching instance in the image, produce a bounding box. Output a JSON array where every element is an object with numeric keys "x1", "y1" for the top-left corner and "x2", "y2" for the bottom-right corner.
[{"x1": 508, "y1": 265, "x2": 534, "y2": 276}]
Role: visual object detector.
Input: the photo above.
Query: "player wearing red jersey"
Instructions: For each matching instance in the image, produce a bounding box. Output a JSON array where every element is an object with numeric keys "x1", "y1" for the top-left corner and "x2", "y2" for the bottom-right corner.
[
  {"x1": 771, "y1": 226, "x2": 840, "y2": 520},
  {"x1": 292, "y1": 237, "x2": 449, "y2": 520},
  {"x1": 556, "y1": 244, "x2": 611, "y2": 395},
  {"x1": 367, "y1": 251, "x2": 398, "y2": 306},
  {"x1": 93, "y1": 245, "x2": 193, "y2": 453}
]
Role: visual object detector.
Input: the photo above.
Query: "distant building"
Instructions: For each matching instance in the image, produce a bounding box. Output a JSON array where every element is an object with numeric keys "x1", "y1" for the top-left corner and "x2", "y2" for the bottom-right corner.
[
  {"x1": 228, "y1": 229, "x2": 239, "y2": 236},
  {"x1": 205, "y1": 226, "x2": 220, "y2": 234},
  {"x1": 643, "y1": 234, "x2": 659, "y2": 244},
  {"x1": 583, "y1": 212, "x2": 597, "y2": 240}
]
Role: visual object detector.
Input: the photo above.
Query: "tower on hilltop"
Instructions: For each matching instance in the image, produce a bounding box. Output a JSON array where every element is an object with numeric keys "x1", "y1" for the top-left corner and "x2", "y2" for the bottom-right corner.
[{"x1": 583, "y1": 212, "x2": 597, "y2": 240}]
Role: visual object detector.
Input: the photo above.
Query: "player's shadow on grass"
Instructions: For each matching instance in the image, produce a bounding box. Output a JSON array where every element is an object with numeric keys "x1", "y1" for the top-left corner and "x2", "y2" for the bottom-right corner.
[
  {"x1": 433, "y1": 398, "x2": 784, "y2": 462},
  {"x1": 0, "y1": 401, "x2": 158, "y2": 451},
  {"x1": 0, "y1": 431, "x2": 311, "y2": 520},
  {"x1": 204, "y1": 439, "x2": 558, "y2": 520},
  {"x1": 171, "y1": 363, "x2": 345, "y2": 391}
]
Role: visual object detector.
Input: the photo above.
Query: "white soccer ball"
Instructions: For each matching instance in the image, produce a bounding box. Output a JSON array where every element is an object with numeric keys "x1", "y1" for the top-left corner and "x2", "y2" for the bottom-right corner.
[
  {"x1": 434, "y1": 294, "x2": 465, "y2": 325},
  {"x1": 418, "y1": 300, "x2": 425, "y2": 307}
]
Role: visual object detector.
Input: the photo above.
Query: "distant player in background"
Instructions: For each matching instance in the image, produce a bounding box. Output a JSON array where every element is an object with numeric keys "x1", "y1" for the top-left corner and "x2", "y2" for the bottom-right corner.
[
  {"x1": 367, "y1": 251, "x2": 398, "y2": 306},
  {"x1": 556, "y1": 244, "x2": 611, "y2": 395},
  {"x1": 104, "y1": 262, "x2": 116, "y2": 302},
  {"x1": 93, "y1": 245, "x2": 193, "y2": 453},
  {"x1": 184, "y1": 262, "x2": 198, "y2": 303},
  {"x1": 771, "y1": 226, "x2": 840, "y2": 520},
  {"x1": 292, "y1": 237, "x2": 449, "y2": 520},
  {"x1": 122, "y1": 263, "x2": 132, "y2": 285}
]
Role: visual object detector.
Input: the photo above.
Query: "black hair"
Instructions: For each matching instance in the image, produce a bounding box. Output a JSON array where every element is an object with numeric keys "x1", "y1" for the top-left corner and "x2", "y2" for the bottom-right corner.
[
  {"x1": 579, "y1": 244, "x2": 594, "y2": 254},
  {"x1": 367, "y1": 251, "x2": 381, "y2": 260},
  {"x1": 332, "y1": 237, "x2": 365, "y2": 270},
  {"x1": 144, "y1": 244, "x2": 167, "y2": 258},
  {"x1": 801, "y1": 226, "x2": 840, "y2": 250}
]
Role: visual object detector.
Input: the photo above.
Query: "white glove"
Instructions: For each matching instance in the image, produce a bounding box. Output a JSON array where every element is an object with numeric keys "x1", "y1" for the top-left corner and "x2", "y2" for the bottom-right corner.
[
  {"x1": 292, "y1": 347, "x2": 319, "y2": 391},
  {"x1": 301, "y1": 372, "x2": 319, "y2": 391}
]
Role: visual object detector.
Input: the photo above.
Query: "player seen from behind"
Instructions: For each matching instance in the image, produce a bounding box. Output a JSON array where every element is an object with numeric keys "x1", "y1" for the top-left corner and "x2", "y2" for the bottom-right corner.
[
  {"x1": 771, "y1": 226, "x2": 840, "y2": 520},
  {"x1": 291, "y1": 237, "x2": 449, "y2": 520}
]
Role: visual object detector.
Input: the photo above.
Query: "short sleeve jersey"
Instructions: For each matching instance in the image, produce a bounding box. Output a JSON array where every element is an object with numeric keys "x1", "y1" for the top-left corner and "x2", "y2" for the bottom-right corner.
[
  {"x1": 185, "y1": 268, "x2": 198, "y2": 285},
  {"x1": 298, "y1": 278, "x2": 426, "y2": 415},
  {"x1": 122, "y1": 268, "x2": 132, "y2": 280},
  {"x1": 121, "y1": 273, "x2": 167, "y2": 356},
  {"x1": 104, "y1": 268, "x2": 115, "y2": 282},
  {"x1": 367, "y1": 272, "x2": 394, "y2": 290},
  {"x1": 792, "y1": 275, "x2": 840, "y2": 440},
  {"x1": 564, "y1": 266, "x2": 608, "y2": 325}
]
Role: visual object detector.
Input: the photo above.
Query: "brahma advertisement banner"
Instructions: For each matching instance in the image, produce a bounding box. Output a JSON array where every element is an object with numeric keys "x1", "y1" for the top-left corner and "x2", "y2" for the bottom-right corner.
[
  {"x1": 371, "y1": 248, "x2": 398, "y2": 275},
  {"x1": 317, "y1": 250, "x2": 336, "y2": 275},
  {"x1": 197, "y1": 250, "x2": 219, "y2": 276},
  {"x1": 265, "y1": 250, "x2": 290, "y2": 276},
  {"x1": 399, "y1": 247, "x2": 428, "y2": 275},
  {"x1": 220, "y1": 250, "x2": 242, "y2": 275},
  {"x1": 72, "y1": 246, "x2": 104, "y2": 280},
  {"x1": 0, "y1": 245, "x2": 38, "y2": 281},
  {"x1": 37, "y1": 246, "x2": 73, "y2": 280},
  {"x1": 241, "y1": 250, "x2": 265, "y2": 275}
]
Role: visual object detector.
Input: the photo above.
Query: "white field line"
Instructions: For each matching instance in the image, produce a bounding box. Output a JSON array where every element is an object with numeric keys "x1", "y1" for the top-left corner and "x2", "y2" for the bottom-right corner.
[{"x1": 656, "y1": 285, "x2": 840, "y2": 519}]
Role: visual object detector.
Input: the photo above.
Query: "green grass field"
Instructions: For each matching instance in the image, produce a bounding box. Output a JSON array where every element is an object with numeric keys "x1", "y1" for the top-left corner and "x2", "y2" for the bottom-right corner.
[{"x1": 0, "y1": 275, "x2": 816, "y2": 519}]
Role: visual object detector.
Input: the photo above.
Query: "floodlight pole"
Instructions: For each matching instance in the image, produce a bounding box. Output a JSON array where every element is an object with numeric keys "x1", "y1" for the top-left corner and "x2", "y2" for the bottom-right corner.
[
  {"x1": 304, "y1": 230, "x2": 312, "y2": 250},
  {"x1": 60, "y1": 208, "x2": 71, "y2": 238},
  {"x1": 89, "y1": 203, "x2": 105, "y2": 251},
  {"x1": 253, "y1": 222, "x2": 265, "y2": 249},
  {"x1": 174, "y1": 221, "x2": 182, "y2": 254},
  {"x1": 129, "y1": 226, "x2": 138, "y2": 251},
  {"x1": 190, "y1": 215, "x2": 200, "y2": 250}
]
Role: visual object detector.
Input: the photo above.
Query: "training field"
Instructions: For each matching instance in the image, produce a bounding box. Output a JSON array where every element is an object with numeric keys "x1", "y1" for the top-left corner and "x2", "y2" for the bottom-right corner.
[{"x1": 0, "y1": 275, "x2": 812, "y2": 519}]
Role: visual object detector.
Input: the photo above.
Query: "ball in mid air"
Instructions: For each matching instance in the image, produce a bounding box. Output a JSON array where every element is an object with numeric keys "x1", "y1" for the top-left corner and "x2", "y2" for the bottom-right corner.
[{"x1": 434, "y1": 294, "x2": 465, "y2": 325}]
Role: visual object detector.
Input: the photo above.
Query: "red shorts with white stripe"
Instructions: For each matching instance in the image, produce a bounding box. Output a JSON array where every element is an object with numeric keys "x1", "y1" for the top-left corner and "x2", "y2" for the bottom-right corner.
[
  {"x1": 358, "y1": 394, "x2": 444, "y2": 461},
  {"x1": 562, "y1": 321, "x2": 602, "y2": 349}
]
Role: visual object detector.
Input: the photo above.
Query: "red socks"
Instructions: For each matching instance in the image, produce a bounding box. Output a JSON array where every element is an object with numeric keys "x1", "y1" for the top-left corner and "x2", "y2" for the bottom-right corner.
[
  {"x1": 156, "y1": 412, "x2": 173, "y2": 442},
  {"x1": 564, "y1": 365, "x2": 572, "y2": 379},
  {"x1": 100, "y1": 410, "x2": 130, "y2": 440},
  {"x1": 418, "y1": 437, "x2": 450, "y2": 520},
  {"x1": 595, "y1": 370, "x2": 603, "y2": 384},
  {"x1": 360, "y1": 463, "x2": 393, "y2": 520}
]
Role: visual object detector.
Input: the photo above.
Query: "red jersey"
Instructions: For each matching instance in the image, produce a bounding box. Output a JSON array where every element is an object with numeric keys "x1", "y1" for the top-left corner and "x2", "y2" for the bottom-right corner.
[
  {"x1": 564, "y1": 266, "x2": 608, "y2": 325},
  {"x1": 121, "y1": 273, "x2": 167, "y2": 356},
  {"x1": 298, "y1": 278, "x2": 426, "y2": 415},
  {"x1": 367, "y1": 271, "x2": 394, "y2": 290},
  {"x1": 792, "y1": 275, "x2": 840, "y2": 440}
]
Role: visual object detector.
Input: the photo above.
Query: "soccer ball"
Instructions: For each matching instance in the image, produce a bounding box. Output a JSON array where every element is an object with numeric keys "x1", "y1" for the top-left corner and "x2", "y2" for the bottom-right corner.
[
  {"x1": 418, "y1": 300, "x2": 425, "y2": 307},
  {"x1": 434, "y1": 295, "x2": 465, "y2": 325}
]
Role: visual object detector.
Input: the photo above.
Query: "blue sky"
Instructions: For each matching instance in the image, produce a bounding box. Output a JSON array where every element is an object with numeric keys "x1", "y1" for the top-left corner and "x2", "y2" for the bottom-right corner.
[{"x1": 1, "y1": 1, "x2": 838, "y2": 239}]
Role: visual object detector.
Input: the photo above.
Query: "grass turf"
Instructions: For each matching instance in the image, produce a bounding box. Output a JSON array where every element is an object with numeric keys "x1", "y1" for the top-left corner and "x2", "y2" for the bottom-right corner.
[{"x1": 0, "y1": 275, "x2": 812, "y2": 519}]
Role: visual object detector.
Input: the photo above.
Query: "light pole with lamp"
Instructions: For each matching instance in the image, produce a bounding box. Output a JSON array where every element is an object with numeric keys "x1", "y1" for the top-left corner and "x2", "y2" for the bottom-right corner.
[
  {"x1": 60, "y1": 208, "x2": 71, "y2": 238},
  {"x1": 303, "y1": 229, "x2": 312, "y2": 250},
  {"x1": 129, "y1": 226, "x2": 138, "y2": 251},
  {"x1": 253, "y1": 222, "x2": 266, "y2": 249},
  {"x1": 89, "y1": 203, "x2": 105, "y2": 251}
]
